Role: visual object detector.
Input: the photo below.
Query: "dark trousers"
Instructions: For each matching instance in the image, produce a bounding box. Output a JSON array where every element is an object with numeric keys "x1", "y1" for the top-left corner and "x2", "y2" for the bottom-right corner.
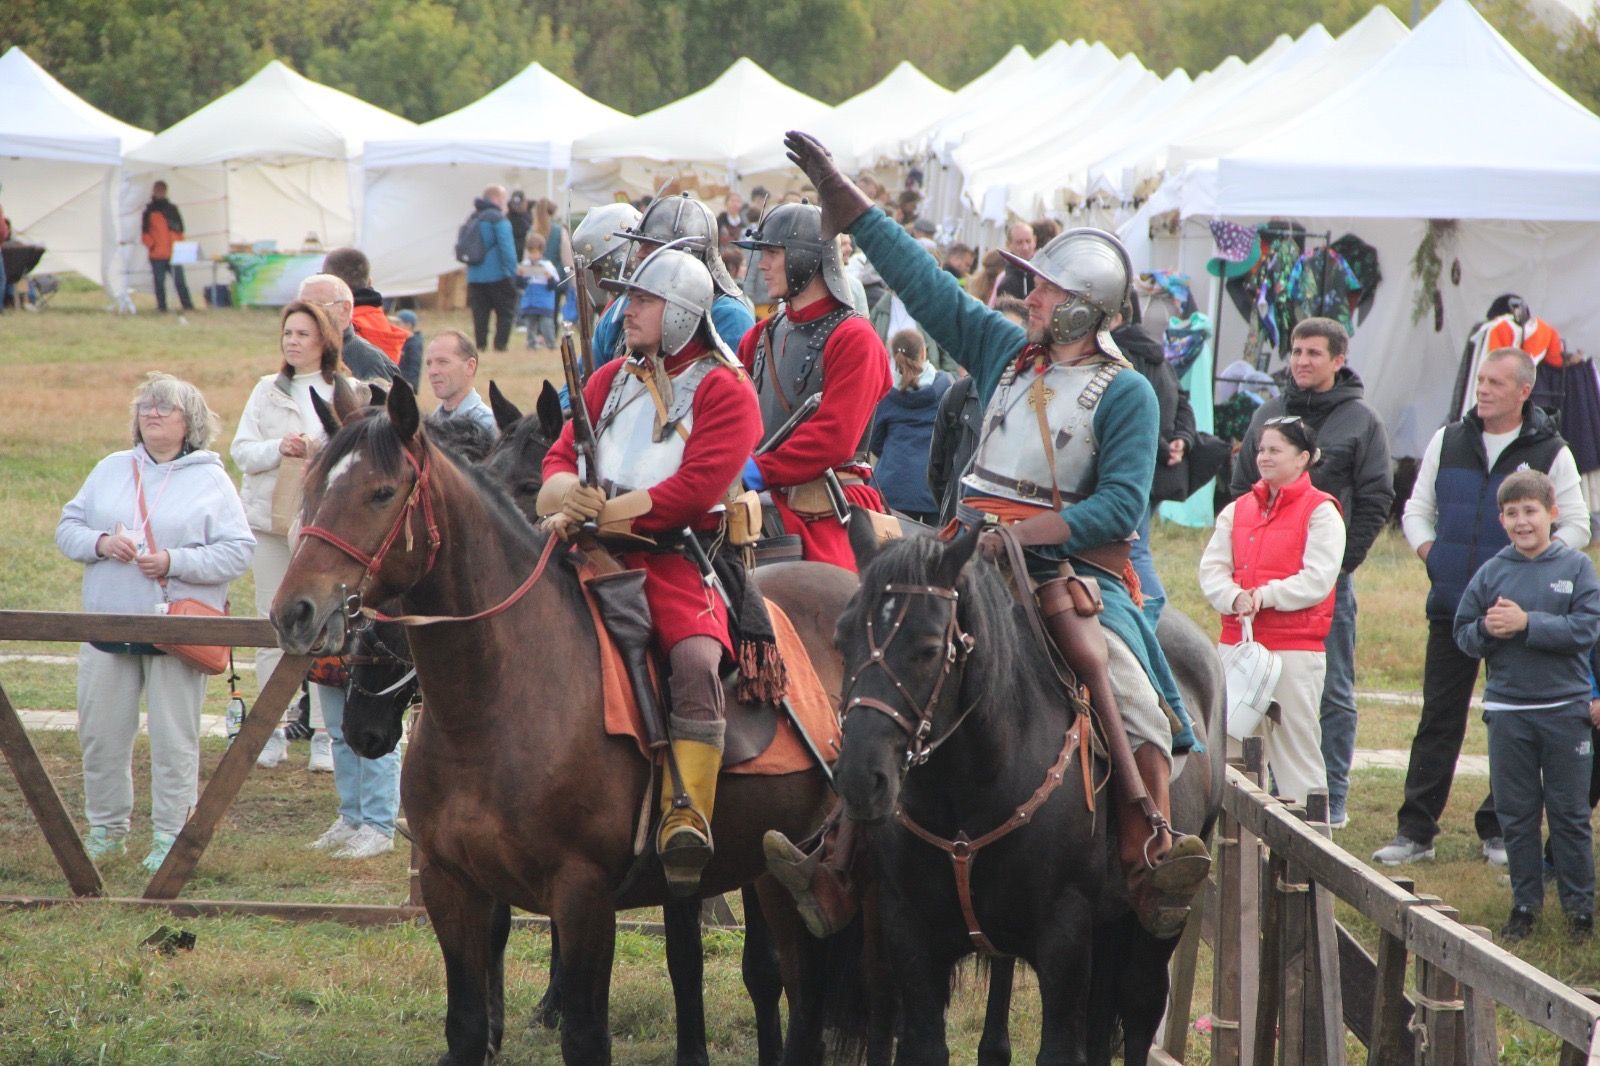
[
  {"x1": 150, "y1": 258, "x2": 193, "y2": 312},
  {"x1": 467, "y1": 278, "x2": 518, "y2": 351},
  {"x1": 1395, "y1": 616, "x2": 1501, "y2": 846},
  {"x1": 1487, "y1": 709, "x2": 1595, "y2": 914}
]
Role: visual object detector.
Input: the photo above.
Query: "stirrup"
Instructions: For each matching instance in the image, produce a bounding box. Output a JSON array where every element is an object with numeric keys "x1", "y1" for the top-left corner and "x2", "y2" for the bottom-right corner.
[
  {"x1": 659, "y1": 808, "x2": 713, "y2": 897},
  {"x1": 1149, "y1": 835, "x2": 1211, "y2": 894}
]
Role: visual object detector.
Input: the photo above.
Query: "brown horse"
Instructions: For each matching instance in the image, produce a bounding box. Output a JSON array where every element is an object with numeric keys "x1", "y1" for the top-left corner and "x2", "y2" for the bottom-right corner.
[{"x1": 270, "y1": 380, "x2": 860, "y2": 1065}]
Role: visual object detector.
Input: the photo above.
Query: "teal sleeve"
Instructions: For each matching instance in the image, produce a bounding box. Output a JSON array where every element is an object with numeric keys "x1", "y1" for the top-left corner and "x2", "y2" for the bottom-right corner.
[
  {"x1": 711, "y1": 296, "x2": 756, "y2": 352},
  {"x1": 849, "y1": 209, "x2": 1025, "y2": 403},
  {"x1": 1047, "y1": 371, "x2": 1158, "y2": 554}
]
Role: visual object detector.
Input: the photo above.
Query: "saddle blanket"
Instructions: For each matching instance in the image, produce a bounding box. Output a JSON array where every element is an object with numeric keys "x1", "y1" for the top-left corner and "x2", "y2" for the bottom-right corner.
[{"x1": 581, "y1": 587, "x2": 840, "y2": 776}]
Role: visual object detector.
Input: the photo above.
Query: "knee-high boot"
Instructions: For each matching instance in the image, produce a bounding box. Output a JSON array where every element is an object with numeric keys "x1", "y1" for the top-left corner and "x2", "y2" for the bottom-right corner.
[
  {"x1": 763, "y1": 805, "x2": 862, "y2": 938},
  {"x1": 658, "y1": 637, "x2": 727, "y2": 897}
]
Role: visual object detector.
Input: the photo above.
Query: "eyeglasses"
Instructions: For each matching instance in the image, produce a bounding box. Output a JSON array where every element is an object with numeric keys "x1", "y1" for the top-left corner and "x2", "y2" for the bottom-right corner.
[
  {"x1": 137, "y1": 401, "x2": 178, "y2": 417},
  {"x1": 1264, "y1": 415, "x2": 1303, "y2": 427}
]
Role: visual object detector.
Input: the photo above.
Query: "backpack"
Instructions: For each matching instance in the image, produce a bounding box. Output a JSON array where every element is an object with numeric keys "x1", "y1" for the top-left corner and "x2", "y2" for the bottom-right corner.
[{"x1": 455, "y1": 214, "x2": 488, "y2": 266}]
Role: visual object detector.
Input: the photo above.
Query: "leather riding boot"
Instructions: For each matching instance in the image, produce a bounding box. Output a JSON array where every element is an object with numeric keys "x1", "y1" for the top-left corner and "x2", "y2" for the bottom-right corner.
[
  {"x1": 1123, "y1": 743, "x2": 1211, "y2": 939},
  {"x1": 586, "y1": 570, "x2": 670, "y2": 749},
  {"x1": 763, "y1": 804, "x2": 860, "y2": 938},
  {"x1": 659, "y1": 714, "x2": 724, "y2": 897}
]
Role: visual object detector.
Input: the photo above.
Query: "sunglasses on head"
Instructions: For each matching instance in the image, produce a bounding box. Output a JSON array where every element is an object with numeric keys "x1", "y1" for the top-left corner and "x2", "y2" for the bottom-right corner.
[{"x1": 1264, "y1": 415, "x2": 1302, "y2": 427}]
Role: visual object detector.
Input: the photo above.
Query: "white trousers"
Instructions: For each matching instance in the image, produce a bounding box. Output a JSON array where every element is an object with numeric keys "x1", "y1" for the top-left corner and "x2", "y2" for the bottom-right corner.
[
  {"x1": 252, "y1": 531, "x2": 319, "y2": 728},
  {"x1": 77, "y1": 645, "x2": 206, "y2": 834},
  {"x1": 1107, "y1": 629, "x2": 1174, "y2": 762},
  {"x1": 1224, "y1": 646, "x2": 1328, "y2": 805}
]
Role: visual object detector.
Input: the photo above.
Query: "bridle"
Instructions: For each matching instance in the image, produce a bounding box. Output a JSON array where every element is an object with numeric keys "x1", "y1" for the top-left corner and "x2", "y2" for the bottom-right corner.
[
  {"x1": 298, "y1": 442, "x2": 560, "y2": 628},
  {"x1": 346, "y1": 621, "x2": 419, "y2": 704},
  {"x1": 841, "y1": 582, "x2": 977, "y2": 771}
]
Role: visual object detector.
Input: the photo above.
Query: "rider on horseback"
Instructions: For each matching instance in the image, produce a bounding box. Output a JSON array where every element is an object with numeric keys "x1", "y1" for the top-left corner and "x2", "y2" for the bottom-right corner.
[
  {"x1": 539, "y1": 246, "x2": 762, "y2": 895},
  {"x1": 767, "y1": 132, "x2": 1210, "y2": 940}
]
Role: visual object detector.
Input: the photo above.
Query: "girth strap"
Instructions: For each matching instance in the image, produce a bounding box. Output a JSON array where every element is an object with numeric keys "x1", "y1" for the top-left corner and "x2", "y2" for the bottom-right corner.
[{"x1": 895, "y1": 718, "x2": 1083, "y2": 956}]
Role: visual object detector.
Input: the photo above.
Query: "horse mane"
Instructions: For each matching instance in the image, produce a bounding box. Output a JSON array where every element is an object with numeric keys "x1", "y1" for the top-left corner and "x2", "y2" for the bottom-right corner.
[{"x1": 853, "y1": 536, "x2": 1060, "y2": 727}]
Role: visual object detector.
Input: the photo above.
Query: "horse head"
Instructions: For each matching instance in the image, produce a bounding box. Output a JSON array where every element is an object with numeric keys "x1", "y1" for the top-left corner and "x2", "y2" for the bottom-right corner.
[
  {"x1": 832, "y1": 524, "x2": 984, "y2": 823},
  {"x1": 271, "y1": 379, "x2": 439, "y2": 655},
  {"x1": 482, "y1": 380, "x2": 565, "y2": 523},
  {"x1": 344, "y1": 614, "x2": 416, "y2": 758}
]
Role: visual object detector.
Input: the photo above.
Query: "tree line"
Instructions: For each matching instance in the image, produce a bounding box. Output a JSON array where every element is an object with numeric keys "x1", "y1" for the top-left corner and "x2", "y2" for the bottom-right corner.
[{"x1": 2, "y1": 0, "x2": 1596, "y2": 132}]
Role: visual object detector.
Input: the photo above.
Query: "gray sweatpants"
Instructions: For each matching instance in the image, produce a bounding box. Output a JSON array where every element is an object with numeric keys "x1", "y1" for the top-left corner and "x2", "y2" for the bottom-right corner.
[
  {"x1": 1486, "y1": 707, "x2": 1596, "y2": 915},
  {"x1": 77, "y1": 644, "x2": 207, "y2": 835}
]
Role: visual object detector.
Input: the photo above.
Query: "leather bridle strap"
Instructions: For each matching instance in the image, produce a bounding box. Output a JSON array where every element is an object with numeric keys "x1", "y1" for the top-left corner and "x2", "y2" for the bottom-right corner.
[
  {"x1": 896, "y1": 720, "x2": 1080, "y2": 956},
  {"x1": 363, "y1": 531, "x2": 562, "y2": 627},
  {"x1": 301, "y1": 447, "x2": 441, "y2": 584}
]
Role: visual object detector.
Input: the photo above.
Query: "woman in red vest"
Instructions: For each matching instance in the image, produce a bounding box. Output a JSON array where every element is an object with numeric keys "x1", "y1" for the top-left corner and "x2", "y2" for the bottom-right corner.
[{"x1": 1200, "y1": 417, "x2": 1346, "y2": 806}]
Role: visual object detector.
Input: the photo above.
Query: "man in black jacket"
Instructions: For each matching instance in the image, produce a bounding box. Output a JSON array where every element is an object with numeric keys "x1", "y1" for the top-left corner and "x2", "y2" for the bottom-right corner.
[{"x1": 1231, "y1": 317, "x2": 1394, "y2": 828}]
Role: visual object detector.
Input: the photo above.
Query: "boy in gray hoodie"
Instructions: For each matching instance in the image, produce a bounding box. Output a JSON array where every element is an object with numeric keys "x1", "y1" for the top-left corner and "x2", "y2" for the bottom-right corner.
[{"x1": 1455, "y1": 469, "x2": 1600, "y2": 940}]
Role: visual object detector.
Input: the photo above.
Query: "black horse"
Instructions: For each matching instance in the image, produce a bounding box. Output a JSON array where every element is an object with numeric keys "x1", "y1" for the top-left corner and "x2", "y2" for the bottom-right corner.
[{"x1": 833, "y1": 525, "x2": 1223, "y2": 1066}]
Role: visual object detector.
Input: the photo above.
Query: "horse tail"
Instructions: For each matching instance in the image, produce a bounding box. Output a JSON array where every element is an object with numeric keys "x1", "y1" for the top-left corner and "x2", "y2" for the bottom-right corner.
[{"x1": 816, "y1": 914, "x2": 873, "y2": 1066}]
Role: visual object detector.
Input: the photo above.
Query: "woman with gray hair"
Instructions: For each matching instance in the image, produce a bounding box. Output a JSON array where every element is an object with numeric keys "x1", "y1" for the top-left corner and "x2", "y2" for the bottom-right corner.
[{"x1": 56, "y1": 373, "x2": 255, "y2": 872}]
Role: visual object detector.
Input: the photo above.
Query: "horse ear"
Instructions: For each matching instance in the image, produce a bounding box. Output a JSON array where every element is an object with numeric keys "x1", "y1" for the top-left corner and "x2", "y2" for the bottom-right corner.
[
  {"x1": 367, "y1": 383, "x2": 387, "y2": 407},
  {"x1": 536, "y1": 380, "x2": 566, "y2": 440},
  {"x1": 847, "y1": 506, "x2": 881, "y2": 570},
  {"x1": 330, "y1": 375, "x2": 363, "y2": 426},
  {"x1": 933, "y1": 522, "x2": 981, "y2": 588},
  {"x1": 387, "y1": 376, "x2": 420, "y2": 443},
  {"x1": 308, "y1": 388, "x2": 342, "y2": 437},
  {"x1": 488, "y1": 380, "x2": 522, "y2": 431}
]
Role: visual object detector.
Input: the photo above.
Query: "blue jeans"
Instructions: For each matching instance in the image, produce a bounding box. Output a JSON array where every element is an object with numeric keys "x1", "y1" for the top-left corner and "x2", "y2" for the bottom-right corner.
[
  {"x1": 1319, "y1": 572, "x2": 1357, "y2": 818},
  {"x1": 1130, "y1": 504, "x2": 1167, "y2": 627},
  {"x1": 314, "y1": 684, "x2": 400, "y2": 835}
]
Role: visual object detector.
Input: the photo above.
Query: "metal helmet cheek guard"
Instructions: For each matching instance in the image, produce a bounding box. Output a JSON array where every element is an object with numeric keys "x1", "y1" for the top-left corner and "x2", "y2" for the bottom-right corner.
[
  {"x1": 571, "y1": 202, "x2": 643, "y2": 306},
  {"x1": 734, "y1": 202, "x2": 853, "y2": 307},
  {"x1": 599, "y1": 246, "x2": 728, "y2": 359},
  {"x1": 999, "y1": 228, "x2": 1133, "y2": 348},
  {"x1": 618, "y1": 192, "x2": 743, "y2": 301}
]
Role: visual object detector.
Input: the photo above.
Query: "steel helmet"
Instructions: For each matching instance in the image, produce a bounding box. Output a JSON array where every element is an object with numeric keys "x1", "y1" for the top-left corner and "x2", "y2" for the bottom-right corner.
[
  {"x1": 734, "y1": 202, "x2": 852, "y2": 307},
  {"x1": 617, "y1": 193, "x2": 742, "y2": 300},
  {"x1": 570, "y1": 202, "x2": 643, "y2": 306},
  {"x1": 999, "y1": 227, "x2": 1133, "y2": 347},
  {"x1": 599, "y1": 245, "x2": 732, "y2": 360}
]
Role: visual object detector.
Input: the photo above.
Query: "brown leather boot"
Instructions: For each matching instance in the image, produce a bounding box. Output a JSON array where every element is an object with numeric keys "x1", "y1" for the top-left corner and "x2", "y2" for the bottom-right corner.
[
  {"x1": 1122, "y1": 743, "x2": 1210, "y2": 939},
  {"x1": 763, "y1": 807, "x2": 860, "y2": 938}
]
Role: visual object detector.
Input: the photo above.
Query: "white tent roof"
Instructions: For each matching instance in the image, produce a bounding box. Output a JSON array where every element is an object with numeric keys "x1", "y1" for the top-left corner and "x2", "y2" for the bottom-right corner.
[
  {"x1": 957, "y1": 46, "x2": 1034, "y2": 99},
  {"x1": 1217, "y1": 0, "x2": 1600, "y2": 220},
  {"x1": 364, "y1": 63, "x2": 627, "y2": 170},
  {"x1": 0, "y1": 46, "x2": 150, "y2": 164},
  {"x1": 744, "y1": 61, "x2": 952, "y2": 173},
  {"x1": 1167, "y1": 7, "x2": 1408, "y2": 171},
  {"x1": 572, "y1": 58, "x2": 829, "y2": 177},
  {"x1": 923, "y1": 41, "x2": 1120, "y2": 160},
  {"x1": 127, "y1": 60, "x2": 413, "y2": 167}
]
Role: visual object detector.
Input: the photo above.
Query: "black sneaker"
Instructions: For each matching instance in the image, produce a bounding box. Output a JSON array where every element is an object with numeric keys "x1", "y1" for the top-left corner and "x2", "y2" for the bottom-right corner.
[
  {"x1": 1500, "y1": 906, "x2": 1537, "y2": 942},
  {"x1": 1568, "y1": 912, "x2": 1593, "y2": 942}
]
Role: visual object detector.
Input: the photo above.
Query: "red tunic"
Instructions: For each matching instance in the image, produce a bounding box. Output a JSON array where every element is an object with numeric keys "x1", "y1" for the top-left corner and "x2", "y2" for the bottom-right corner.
[
  {"x1": 544, "y1": 341, "x2": 763, "y2": 653},
  {"x1": 736, "y1": 295, "x2": 892, "y2": 570}
]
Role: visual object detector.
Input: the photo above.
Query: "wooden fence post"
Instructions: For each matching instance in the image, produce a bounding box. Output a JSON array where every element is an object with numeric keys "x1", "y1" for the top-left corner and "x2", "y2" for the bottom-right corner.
[
  {"x1": 1211, "y1": 753, "x2": 1245, "y2": 1066},
  {"x1": 1413, "y1": 898, "x2": 1465, "y2": 1065},
  {"x1": 1276, "y1": 802, "x2": 1311, "y2": 1065},
  {"x1": 1239, "y1": 737, "x2": 1265, "y2": 1064},
  {"x1": 0, "y1": 681, "x2": 104, "y2": 898},
  {"x1": 1557, "y1": 988, "x2": 1600, "y2": 1066},
  {"x1": 1460, "y1": 925, "x2": 1498, "y2": 1063},
  {"x1": 1304, "y1": 790, "x2": 1348, "y2": 1066},
  {"x1": 1370, "y1": 876, "x2": 1416, "y2": 1066}
]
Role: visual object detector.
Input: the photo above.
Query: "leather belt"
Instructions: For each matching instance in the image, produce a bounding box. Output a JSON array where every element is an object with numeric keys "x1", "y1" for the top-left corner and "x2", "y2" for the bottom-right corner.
[
  {"x1": 967, "y1": 465, "x2": 1085, "y2": 506},
  {"x1": 955, "y1": 502, "x2": 1132, "y2": 579}
]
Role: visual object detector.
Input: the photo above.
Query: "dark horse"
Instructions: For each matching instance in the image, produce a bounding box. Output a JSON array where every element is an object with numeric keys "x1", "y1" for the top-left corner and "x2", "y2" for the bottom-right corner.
[
  {"x1": 834, "y1": 525, "x2": 1223, "y2": 1066},
  {"x1": 272, "y1": 380, "x2": 861, "y2": 1065}
]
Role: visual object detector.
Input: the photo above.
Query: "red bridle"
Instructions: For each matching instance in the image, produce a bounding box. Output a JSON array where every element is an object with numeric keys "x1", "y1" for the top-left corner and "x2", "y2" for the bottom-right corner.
[{"x1": 300, "y1": 445, "x2": 442, "y2": 589}]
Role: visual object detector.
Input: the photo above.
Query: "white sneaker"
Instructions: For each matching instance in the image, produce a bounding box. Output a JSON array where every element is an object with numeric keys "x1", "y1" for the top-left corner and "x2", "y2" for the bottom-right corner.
[
  {"x1": 308, "y1": 731, "x2": 334, "y2": 773},
  {"x1": 309, "y1": 817, "x2": 361, "y2": 851},
  {"x1": 1483, "y1": 837, "x2": 1509, "y2": 866},
  {"x1": 1372, "y1": 835, "x2": 1435, "y2": 866},
  {"x1": 334, "y1": 824, "x2": 395, "y2": 860},
  {"x1": 257, "y1": 727, "x2": 288, "y2": 768}
]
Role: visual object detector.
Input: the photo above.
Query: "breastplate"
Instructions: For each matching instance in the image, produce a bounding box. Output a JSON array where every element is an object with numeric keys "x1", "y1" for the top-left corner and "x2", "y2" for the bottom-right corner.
[
  {"x1": 752, "y1": 306, "x2": 854, "y2": 438},
  {"x1": 593, "y1": 357, "x2": 718, "y2": 493},
  {"x1": 961, "y1": 360, "x2": 1122, "y2": 507}
]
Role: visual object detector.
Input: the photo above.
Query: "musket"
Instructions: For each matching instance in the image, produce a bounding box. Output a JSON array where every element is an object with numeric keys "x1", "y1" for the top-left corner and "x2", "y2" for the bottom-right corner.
[
  {"x1": 752, "y1": 392, "x2": 850, "y2": 526},
  {"x1": 572, "y1": 253, "x2": 597, "y2": 380},
  {"x1": 560, "y1": 329, "x2": 602, "y2": 535}
]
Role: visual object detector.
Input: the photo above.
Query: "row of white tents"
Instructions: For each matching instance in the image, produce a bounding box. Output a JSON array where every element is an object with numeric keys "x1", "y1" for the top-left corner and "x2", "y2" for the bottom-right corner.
[{"x1": 4, "y1": 0, "x2": 1599, "y2": 451}]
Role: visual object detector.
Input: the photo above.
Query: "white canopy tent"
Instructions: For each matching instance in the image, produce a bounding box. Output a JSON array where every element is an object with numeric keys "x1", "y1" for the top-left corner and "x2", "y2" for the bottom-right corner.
[
  {"x1": 360, "y1": 63, "x2": 628, "y2": 296},
  {"x1": 742, "y1": 61, "x2": 952, "y2": 175},
  {"x1": 1124, "y1": 0, "x2": 1600, "y2": 457},
  {"x1": 0, "y1": 47, "x2": 150, "y2": 300},
  {"x1": 569, "y1": 58, "x2": 830, "y2": 199},
  {"x1": 122, "y1": 60, "x2": 414, "y2": 294}
]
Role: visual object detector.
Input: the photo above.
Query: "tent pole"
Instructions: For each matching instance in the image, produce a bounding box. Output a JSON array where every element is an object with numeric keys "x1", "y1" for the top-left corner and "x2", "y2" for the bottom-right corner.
[{"x1": 1211, "y1": 237, "x2": 1226, "y2": 399}]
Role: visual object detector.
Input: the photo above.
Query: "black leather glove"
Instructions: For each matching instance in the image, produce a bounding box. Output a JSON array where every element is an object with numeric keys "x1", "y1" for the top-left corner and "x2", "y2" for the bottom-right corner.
[{"x1": 784, "y1": 131, "x2": 874, "y2": 239}]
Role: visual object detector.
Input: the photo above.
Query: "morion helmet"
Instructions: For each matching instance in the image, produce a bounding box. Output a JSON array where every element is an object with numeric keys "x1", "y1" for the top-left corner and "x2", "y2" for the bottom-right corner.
[
  {"x1": 570, "y1": 202, "x2": 642, "y2": 306},
  {"x1": 734, "y1": 202, "x2": 852, "y2": 307},
  {"x1": 999, "y1": 227, "x2": 1132, "y2": 349},
  {"x1": 599, "y1": 245, "x2": 734, "y2": 361},
  {"x1": 616, "y1": 193, "x2": 742, "y2": 301}
]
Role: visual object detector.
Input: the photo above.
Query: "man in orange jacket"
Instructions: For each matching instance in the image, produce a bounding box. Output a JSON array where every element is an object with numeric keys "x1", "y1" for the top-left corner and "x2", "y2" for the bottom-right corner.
[
  {"x1": 322, "y1": 247, "x2": 419, "y2": 387},
  {"x1": 140, "y1": 181, "x2": 194, "y2": 313}
]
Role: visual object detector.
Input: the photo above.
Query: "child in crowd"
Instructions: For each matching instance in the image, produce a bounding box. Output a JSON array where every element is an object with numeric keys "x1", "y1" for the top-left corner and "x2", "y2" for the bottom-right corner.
[
  {"x1": 1454, "y1": 469, "x2": 1600, "y2": 941},
  {"x1": 518, "y1": 233, "x2": 559, "y2": 350}
]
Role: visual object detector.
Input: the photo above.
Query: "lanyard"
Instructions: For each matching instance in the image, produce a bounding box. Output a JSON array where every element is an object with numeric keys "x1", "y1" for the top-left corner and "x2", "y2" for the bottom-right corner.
[{"x1": 130, "y1": 451, "x2": 176, "y2": 547}]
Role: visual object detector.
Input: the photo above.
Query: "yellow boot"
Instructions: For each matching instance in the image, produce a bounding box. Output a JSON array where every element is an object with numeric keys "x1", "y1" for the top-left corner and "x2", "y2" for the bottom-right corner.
[{"x1": 659, "y1": 715, "x2": 724, "y2": 896}]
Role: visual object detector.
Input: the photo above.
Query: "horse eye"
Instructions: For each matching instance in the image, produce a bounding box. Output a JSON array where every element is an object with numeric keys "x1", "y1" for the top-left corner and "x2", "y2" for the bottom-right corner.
[{"x1": 371, "y1": 486, "x2": 397, "y2": 504}]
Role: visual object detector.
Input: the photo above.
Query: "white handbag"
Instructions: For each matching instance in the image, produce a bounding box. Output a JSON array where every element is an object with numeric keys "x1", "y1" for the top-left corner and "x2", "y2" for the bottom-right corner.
[{"x1": 1221, "y1": 617, "x2": 1282, "y2": 742}]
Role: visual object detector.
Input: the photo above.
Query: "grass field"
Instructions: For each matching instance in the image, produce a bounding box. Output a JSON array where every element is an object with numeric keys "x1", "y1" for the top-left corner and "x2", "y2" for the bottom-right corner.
[{"x1": 0, "y1": 296, "x2": 1595, "y2": 1062}]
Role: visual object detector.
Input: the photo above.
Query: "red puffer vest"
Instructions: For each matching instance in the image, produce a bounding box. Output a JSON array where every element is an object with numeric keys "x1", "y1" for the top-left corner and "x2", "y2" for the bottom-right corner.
[{"x1": 1220, "y1": 472, "x2": 1340, "y2": 651}]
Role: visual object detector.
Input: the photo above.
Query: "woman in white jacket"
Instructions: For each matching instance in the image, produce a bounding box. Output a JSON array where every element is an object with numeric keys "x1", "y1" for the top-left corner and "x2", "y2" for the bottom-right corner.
[
  {"x1": 231, "y1": 300, "x2": 350, "y2": 770},
  {"x1": 56, "y1": 373, "x2": 255, "y2": 871}
]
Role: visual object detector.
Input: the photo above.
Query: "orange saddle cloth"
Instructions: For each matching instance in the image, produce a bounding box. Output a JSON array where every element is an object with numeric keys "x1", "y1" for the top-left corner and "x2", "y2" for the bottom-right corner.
[{"x1": 580, "y1": 585, "x2": 840, "y2": 776}]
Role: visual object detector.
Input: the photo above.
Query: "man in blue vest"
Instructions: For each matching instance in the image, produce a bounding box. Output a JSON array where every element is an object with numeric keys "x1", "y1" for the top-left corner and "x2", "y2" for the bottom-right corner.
[{"x1": 1374, "y1": 348, "x2": 1590, "y2": 866}]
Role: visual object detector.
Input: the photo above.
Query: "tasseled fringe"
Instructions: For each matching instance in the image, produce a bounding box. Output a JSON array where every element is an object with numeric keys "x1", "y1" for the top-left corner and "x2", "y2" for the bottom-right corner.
[{"x1": 736, "y1": 638, "x2": 789, "y2": 705}]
